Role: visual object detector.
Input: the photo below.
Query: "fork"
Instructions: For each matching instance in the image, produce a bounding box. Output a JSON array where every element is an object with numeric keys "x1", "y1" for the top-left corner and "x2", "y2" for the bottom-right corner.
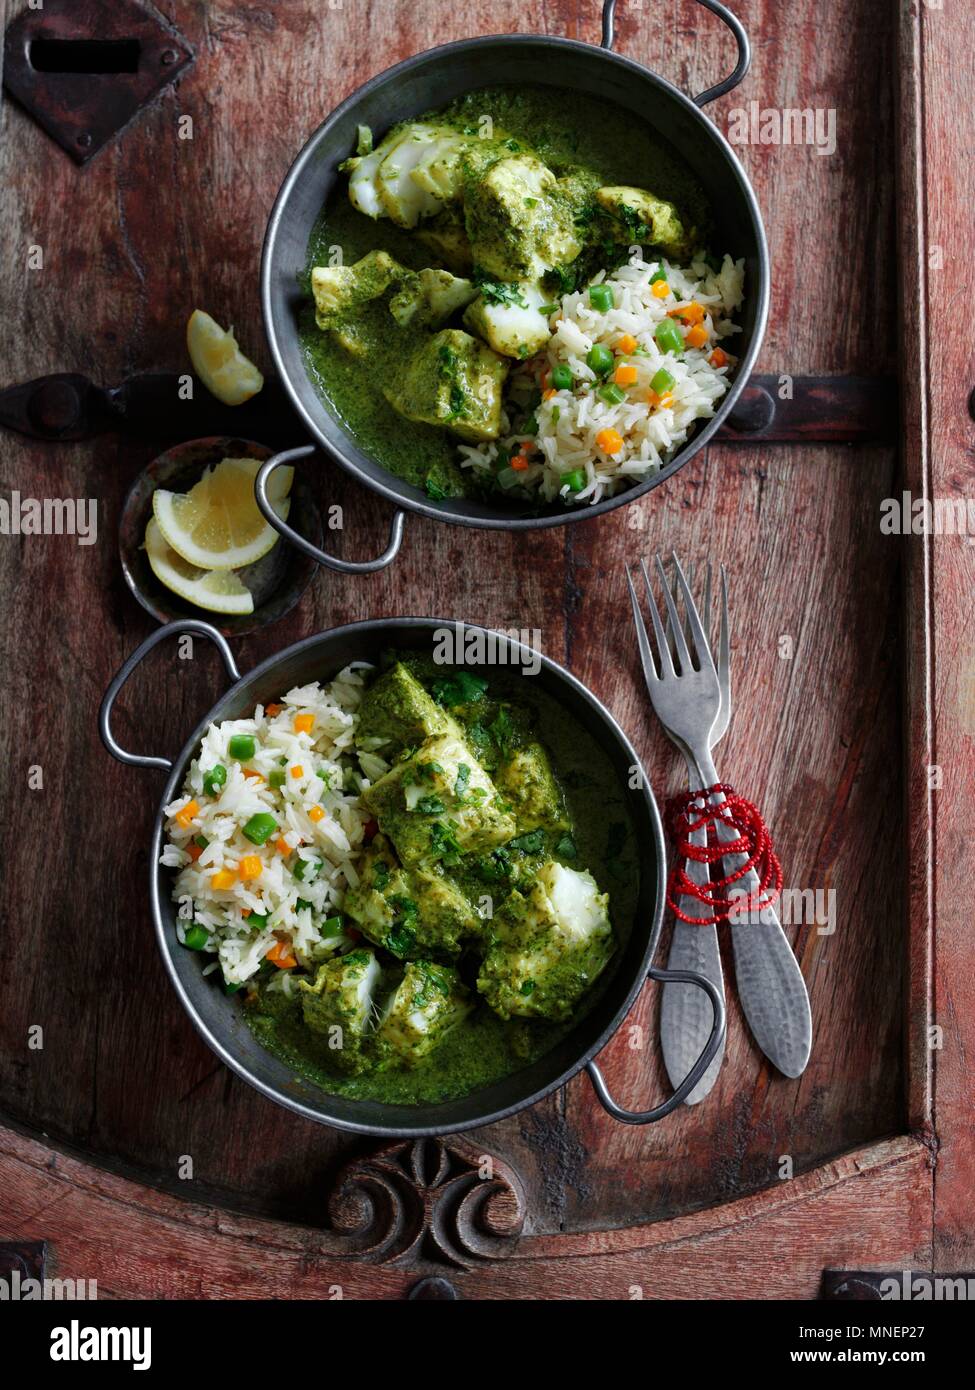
[
  {"x1": 628, "y1": 554, "x2": 813, "y2": 1081},
  {"x1": 656, "y1": 563, "x2": 730, "y2": 1103}
]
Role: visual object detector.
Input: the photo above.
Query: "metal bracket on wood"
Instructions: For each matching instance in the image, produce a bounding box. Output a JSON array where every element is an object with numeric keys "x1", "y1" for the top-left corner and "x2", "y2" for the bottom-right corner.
[
  {"x1": 0, "y1": 1240, "x2": 47, "y2": 1294},
  {"x1": 718, "y1": 375, "x2": 898, "y2": 445},
  {"x1": 0, "y1": 372, "x2": 899, "y2": 450},
  {"x1": 3, "y1": 0, "x2": 194, "y2": 164},
  {"x1": 407, "y1": 1276, "x2": 459, "y2": 1299},
  {"x1": 823, "y1": 1270, "x2": 975, "y2": 1299}
]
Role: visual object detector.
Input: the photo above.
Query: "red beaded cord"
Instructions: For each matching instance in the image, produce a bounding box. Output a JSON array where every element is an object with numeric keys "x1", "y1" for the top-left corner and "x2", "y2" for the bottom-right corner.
[{"x1": 664, "y1": 784, "x2": 783, "y2": 925}]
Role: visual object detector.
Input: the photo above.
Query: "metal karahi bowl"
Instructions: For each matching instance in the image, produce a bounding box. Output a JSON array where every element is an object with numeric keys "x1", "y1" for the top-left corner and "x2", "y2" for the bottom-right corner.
[
  {"x1": 99, "y1": 617, "x2": 723, "y2": 1137},
  {"x1": 118, "y1": 436, "x2": 322, "y2": 637},
  {"x1": 256, "y1": 0, "x2": 769, "y2": 573}
]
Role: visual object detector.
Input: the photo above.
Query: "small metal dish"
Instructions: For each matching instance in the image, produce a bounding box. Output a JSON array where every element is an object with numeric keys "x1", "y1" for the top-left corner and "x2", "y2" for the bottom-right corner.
[{"x1": 119, "y1": 436, "x2": 323, "y2": 637}]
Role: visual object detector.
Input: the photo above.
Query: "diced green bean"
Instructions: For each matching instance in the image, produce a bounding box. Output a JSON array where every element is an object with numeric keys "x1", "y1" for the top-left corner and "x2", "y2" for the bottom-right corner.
[
  {"x1": 203, "y1": 764, "x2": 227, "y2": 796},
  {"x1": 268, "y1": 768, "x2": 286, "y2": 789},
  {"x1": 599, "y1": 383, "x2": 626, "y2": 405},
  {"x1": 562, "y1": 469, "x2": 586, "y2": 493},
  {"x1": 242, "y1": 812, "x2": 277, "y2": 846},
  {"x1": 650, "y1": 367, "x2": 676, "y2": 394},
  {"x1": 293, "y1": 856, "x2": 321, "y2": 883},
  {"x1": 589, "y1": 284, "x2": 614, "y2": 312},
  {"x1": 654, "y1": 319, "x2": 684, "y2": 356},
  {"x1": 228, "y1": 735, "x2": 256, "y2": 761},
  {"x1": 586, "y1": 343, "x2": 614, "y2": 375},
  {"x1": 183, "y1": 924, "x2": 209, "y2": 951},
  {"x1": 551, "y1": 364, "x2": 573, "y2": 391}
]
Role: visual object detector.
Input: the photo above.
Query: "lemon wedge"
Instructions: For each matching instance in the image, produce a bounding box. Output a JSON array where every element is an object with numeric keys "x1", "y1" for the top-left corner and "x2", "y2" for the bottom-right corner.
[
  {"x1": 152, "y1": 456, "x2": 293, "y2": 570},
  {"x1": 145, "y1": 518, "x2": 255, "y2": 615},
  {"x1": 187, "y1": 310, "x2": 264, "y2": 406}
]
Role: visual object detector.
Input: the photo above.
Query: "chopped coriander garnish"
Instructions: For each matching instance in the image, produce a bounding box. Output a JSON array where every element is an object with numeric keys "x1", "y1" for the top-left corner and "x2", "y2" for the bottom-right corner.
[
  {"x1": 386, "y1": 923, "x2": 416, "y2": 957},
  {"x1": 509, "y1": 829, "x2": 545, "y2": 855},
  {"x1": 489, "y1": 706, "x2": 514, "y2": 758},
  {"x1": 431, "y1": 671, "x2": 488, "y2": 707},
  {"x1": 618, "y1": 202, "x2": 651, "y2": 240},
  {"x1": 478, "y1": 279, "x2": 528, "y2": 309},
  {"x1": 476, "y1": 846, "x2": 511, "y2": 882},
  {"x1": 430, "y1": 820, "x2": 462, "y2": 864}
]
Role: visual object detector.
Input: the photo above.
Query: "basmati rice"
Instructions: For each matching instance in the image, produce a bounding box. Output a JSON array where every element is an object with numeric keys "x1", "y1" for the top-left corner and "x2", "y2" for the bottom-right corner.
[
  {"x1": 457, "y1": 251, "x2": 745, "y2": 506},
  {"x1": 160, "y1": 665, "x2": 377, "y2": 992}
]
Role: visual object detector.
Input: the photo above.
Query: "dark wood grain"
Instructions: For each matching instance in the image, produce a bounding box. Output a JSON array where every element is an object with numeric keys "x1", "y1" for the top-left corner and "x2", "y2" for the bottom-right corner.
[
  {"x1": 562, "y1": 444, "x2": 904, "y2": 1229},
  {"x1": 896, "y1": 0, "x2": 975, "y2": 1270},
  {"x1": 0, "y1": 0, "x2": 942, "y2": 1285},
  {"x1": 0, "y1": 1123, "x2": 932, "y2": 1298}
]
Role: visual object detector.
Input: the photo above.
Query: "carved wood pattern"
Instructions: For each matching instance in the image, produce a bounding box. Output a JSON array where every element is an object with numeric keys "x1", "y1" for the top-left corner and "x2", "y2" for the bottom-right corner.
[
  {"x1": 0, "y1": 1124, "x2": 932, "y2": 1298},
  {"x1": 326, "y1": 1138, "x2": 524, "y2": 1269}
]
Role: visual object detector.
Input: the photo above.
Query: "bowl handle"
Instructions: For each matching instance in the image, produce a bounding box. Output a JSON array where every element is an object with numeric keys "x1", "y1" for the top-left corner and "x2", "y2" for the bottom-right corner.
[
  {"x1": 99, "y1": 620, "x2": 241, "y2": 771},
  {"x1": 601, "y1": 0, "x2": 750, "y2": 107},
  {"x1": 256, "y1": 444, "x2": 406, "y2": 574},
  {"x1": 585, "y1": 963, "x2": 726, "y2": 1123}
]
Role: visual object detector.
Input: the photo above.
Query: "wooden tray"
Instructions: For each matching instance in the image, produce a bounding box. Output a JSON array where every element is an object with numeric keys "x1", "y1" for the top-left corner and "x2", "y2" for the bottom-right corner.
[{"x1": 0, "y1": 0, "x2": 970, "y2": 1297}]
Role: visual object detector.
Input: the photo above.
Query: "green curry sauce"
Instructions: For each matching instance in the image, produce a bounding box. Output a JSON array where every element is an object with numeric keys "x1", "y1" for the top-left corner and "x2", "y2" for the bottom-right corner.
[
  {"x1": 299, "y1": 86, "x2": 709, "y2": 503},
  {"x1": 245, "y1": 657, "x2": 638, "y2": 1105}
]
